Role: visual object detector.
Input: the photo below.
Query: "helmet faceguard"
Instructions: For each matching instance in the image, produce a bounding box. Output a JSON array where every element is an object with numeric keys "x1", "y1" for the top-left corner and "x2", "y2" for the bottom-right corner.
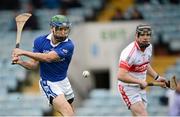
[
  {"x1": 50, "y1": 15, "x2": 71, "y2": 41},
  {"x1": 136, "y1": 24, "x2": 152, "y2": 37},
  {"x1": 136, "y1": 24, "x2": 152, "y2": 49}
]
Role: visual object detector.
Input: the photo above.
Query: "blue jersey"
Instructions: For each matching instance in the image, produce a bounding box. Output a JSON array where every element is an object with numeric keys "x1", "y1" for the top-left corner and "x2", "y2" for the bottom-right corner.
[{"x1": 33, "y1": 33, "x2": 74, "y2": 82}]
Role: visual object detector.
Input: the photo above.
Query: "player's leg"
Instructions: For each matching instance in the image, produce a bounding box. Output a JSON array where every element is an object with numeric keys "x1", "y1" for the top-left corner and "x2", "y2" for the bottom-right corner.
[
  {"x1": 52, "y1": 94, "x2": 74, "y2": 116},
  {"x1": 130, "y1": 101, "x2": 148, "y2": 116},
  {"x1": 130, "y1": 89, "x2": 148, "y2": 116},
  {"x1": 118, "y1": 83, "x2": 148, "y2": 116},
  {"x1": 39, "y1": 78, "x2": 75, "y2": 116},
  {"x1": 52, "y1": 77, "x2": 75, "y2": 115}
]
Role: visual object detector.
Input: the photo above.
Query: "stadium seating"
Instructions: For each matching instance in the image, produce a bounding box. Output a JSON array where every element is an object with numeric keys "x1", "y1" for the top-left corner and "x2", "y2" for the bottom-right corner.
[
  {"x1": 0, "y1": 93, "x2": 50, "y2": 116},
  {"x1": 75, "y1": 89, "x2": 132, "y2": 116},
  {"x1": 0, "y1": 29, "x2": 52, "y2": 115},
  {"x1": 75, "y1": 88, "x2": 170, "y2": 116},
  {"x1": 137, "y1": 4, "x2": 180, "y2": 51}
]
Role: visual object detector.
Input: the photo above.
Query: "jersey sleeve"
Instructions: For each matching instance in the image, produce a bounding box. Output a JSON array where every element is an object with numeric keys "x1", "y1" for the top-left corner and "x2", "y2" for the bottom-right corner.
[
  {"x1": 33, "y1": 37, "x2": 42, "y2": 52},
  {"x1": 118, "y1": 46, "x2": 136, "y2": 71},
  {"x1": 54, "y1": 42, "x2": 74, "y2": 58}
]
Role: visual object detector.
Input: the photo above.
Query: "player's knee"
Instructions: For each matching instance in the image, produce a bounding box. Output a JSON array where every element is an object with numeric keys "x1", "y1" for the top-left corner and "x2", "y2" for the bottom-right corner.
[
  {"x1": 53, "y1": 98, "x2": 74, "y2": 116},
  {"x1": 132, "y1": 110, "x2": 147, "y2": 116},
  {"x1": 55, "y1": 105, "x2": 74, "y2": 116},
  {"x1": 139, "y1": 111, "x2": 148, "y2": 116},
  {"x1": 130, "y1": 104, "x2": 148, "y2": 116}
]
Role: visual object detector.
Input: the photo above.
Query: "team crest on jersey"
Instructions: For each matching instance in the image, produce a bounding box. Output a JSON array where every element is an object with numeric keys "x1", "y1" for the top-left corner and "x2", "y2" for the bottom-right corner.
[
  {"x1": 62, "y1": 49, "x2": 68, "y2": 54},
  {"x1": 43, "y1": 50, "x2": 50, "y2": 53},
  {"x1": 54, "y1": 58, "x2": 65, "y2": 62}
]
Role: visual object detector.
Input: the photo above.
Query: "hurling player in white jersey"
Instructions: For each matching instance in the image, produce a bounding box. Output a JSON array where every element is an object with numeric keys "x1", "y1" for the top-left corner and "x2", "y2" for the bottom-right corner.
[
  {"x1": 12, "y1": 15, "x2": 75, "y2": 116},
  {"x1": 117, "y1": 24, "x2": 166, "y2": 116}
]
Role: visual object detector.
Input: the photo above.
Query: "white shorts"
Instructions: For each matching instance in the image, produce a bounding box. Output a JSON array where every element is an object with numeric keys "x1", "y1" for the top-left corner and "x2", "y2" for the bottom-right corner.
[
  {"x1": 118, "y1": 82, "x2": 147, "y2": 109},
  {"x1": 39, "y1": 77, "x2": 74, "y2": 105}
]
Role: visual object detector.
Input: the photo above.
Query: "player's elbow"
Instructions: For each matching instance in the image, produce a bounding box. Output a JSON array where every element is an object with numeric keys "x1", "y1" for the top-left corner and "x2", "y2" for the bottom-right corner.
[
  {"x1": 117, "y1": 73, "x2": 125, "y2": 81},
  {"x1": 117, "y1": 70, "x2": 127, "y2": 81},
  {"x1": 44, "y1": 55, "x2": 59, "y2": 63},
  {"x1": 117, "y1": 72, "x2": 122, "y2": 80},
  {"x1": 43, "y1": 52, "x2": 59, "y2": 62}
]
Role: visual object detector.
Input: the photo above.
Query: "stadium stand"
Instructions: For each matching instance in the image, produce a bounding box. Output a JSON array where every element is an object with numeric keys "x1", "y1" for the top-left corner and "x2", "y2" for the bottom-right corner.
[
  {"x1": 0, "y1": 30, "x2": 52, "y2": 116},
  {"x1": 136, "y1": 3, "x2": 180, "y2": 53},
  {"x1": 75, "y1": 89, "x2": 132, "y2": 116}
]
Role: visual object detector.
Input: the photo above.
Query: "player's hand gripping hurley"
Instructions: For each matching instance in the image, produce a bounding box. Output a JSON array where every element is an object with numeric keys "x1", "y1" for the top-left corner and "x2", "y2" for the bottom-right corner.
[
  {"x1": 12, "y1": 13, "x2": 32, "y2": 64},
  {"x1": 148, "y1": 75, "x2": 177, "y2": 90}
]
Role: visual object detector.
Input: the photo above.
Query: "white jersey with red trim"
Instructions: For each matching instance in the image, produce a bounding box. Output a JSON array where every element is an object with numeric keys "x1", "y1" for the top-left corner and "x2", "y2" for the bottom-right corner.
[{"x1": 118, "y1": 41, "x2": 152, "y2": 86}]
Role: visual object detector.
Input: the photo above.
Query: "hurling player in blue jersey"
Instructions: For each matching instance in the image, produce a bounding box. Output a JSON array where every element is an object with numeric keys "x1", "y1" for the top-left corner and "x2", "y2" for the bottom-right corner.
[{"x1": 12, "y1": 15, "x2": 75, "y2": 116}]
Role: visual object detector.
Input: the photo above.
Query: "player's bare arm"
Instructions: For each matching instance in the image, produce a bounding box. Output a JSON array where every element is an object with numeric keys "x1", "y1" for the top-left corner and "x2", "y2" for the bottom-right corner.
[
  {"x1": 13, "y1": 48, "x2": 60, "y2": 62},
  {"x1": 117, "y1": 68, "x2": 147, "y2": 88},
  {"x1": 147, "y1": 64, "x2": 158, "y2": 79},
  {"x1": 18, "y1": 59, "x2": 39, "y2": 70},
  {"x1": 12, "y1": 53, "x2": 39, "y2": 70},
  {"x1": 147, "y1": 64, "x2": 166, "y2": 82}
]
